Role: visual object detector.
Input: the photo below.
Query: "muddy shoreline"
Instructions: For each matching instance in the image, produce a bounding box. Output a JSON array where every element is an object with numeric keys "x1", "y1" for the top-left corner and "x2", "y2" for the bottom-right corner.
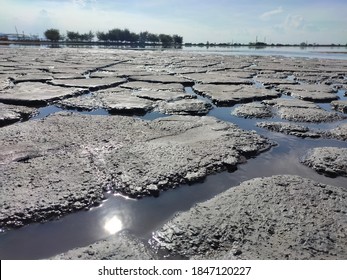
[{"x1": 0, "y1": 47, "x2": 346, "y2": 259}]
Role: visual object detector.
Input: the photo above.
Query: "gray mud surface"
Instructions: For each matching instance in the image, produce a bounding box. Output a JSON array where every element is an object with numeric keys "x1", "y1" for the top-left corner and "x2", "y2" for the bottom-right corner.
[
  {"x1": 261, "y1": 98, "x2": 345, "y2": 122},
  {"x1": 156, "y1": 99, "x2": 212, "y2": 115},
  {"x1": 0, "y1": 113, "x2": 271, "y2": 229},
  {"x1": 193, "y1": 84, "x2": 280, "y2": 105},
  {"x1": 257, "y1": 122, "x2": 322, "y2": 138},
  {"x1": 301, "y1": 147, "x2": 347, "y2": 177},
  {"x1": 232, "y1": 103, "x2": 273, "y2": 119},
  {"x1": 51, "y1": 231, "x2": 155, "y2": 260},
  {"x1": 0, "y1": 82, "x2": 87, "y2": 105},
  {"x1": 0, "y1": 47, "x2": 346, "y2": 260},
  {"x1": 328, "y1": 123, "x2": 347, "y2": 141},
  {"x1": 0, "y1": 103, "x2": 37, "y2": 126},
  {"x1": 59, "y1": 88, "x2": 156, "y2": 114},
  {"x1": 276, "y1": 84, "x2": 339, "y2": 102},
  {"x1": 152, "y1": 175, "x2": 347, "y2": 260},
  {"x1": 257, "y1": 122, "x2": 347, "y2": 141},
  {"x1": 331, "y1": 100, "x2": 347, "y2": 113}
]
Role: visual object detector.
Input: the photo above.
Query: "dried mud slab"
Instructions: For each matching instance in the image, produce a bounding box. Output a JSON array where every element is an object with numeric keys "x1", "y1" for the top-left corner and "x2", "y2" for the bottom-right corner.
[
  {"x1": 132, "y1": 90, "x2": 191, "y2": 102},
  {"x1": 263, "y1": 98, "x2": 344, "y2": 122},
  {"x1": 294, "y1": 72, "x2": 329, "y2": 84},
  {"x1": 129, "y1": 74, "x2": 191, "y2": 84},
  {"x1": 156, "y1": 99, "x2": 212, "y2": 115},
  {"x1": 100, "y1": 65, "x2": 150, "y2": 77},
  {"x1": 193, "y1": 84, "x2": 280, "y2": 106},
  {"x1": 51, "y1": 232, "x2": 155, "y2": 260},
  {"x1": 0, "y1": 77, "x2": 12, "y2": 91},
  {"x1": 278, "y1": 107, "x2": 344, "y2": 123},
  {"x1": 255, "y1": 77, "x2": 298, "y2": 86},
  {"x1": 120, "y1": 81, "x2": 185, "y2": 92},
  {"x1": 52, "y1": 73, "x2": 86, "y2": 80},
  {"x1": 59, "y1": 90, "x2": 155, "y2": 114},
  {"x1": 49, "y1": 77, "x2": 127, "y2": 90},
  {"x1": 152, "y1": 175, "x2": 347, "y2": 260},
  {"x1": 0, "y1": 82, "x2": 87, "y2": 105},
  {"x1": 58, "y1": 94, "x2": 104, "y2": 111},
  {"x1": 232, "y1": 103, "x2": 273, "y2": 119},
  {"x1": 290, "y1": 91, "x2": 338, "y2": 102},
  {"x1": 257, "y1": 122, "x2": 321, "y2": 138},
  {"x1": 10, "y1": 73, "x2": 53, "y2": 83},
  {"x1": 0, "y1": 113, "x2": 271, "y2": 229},
  {"x1": 101, "y1": 92, "x2": 155, "y2": 114},
  {"x1": 165, "y1": 67, "x2": 207, "y2": 75},
  {"x1": 327, "y1": 123, "x2": 347, "y2": 141},
  {"x1": 277, "y1": 84, "x2": 337, "y2": 95},
  {"x1": 0, "y1": 103, "x2": 38, "y2": 126},
  {"x1": 257, "y1": 121, "x2": 347, "y2": 141},
  {"x1": 89, "y1": 71, "x2": 124, "y2": 78},
  {"x1": 263, "y1": 98, "x2": 320, "y2": 109},
  {"x1": 301, "y1": 147, "x2": 347, "y2": 177},
  {"x1": 331, "y1": 100, "x2": 347, "y2": 113},
  {"x1": 183, "y1": 73, "x2": 252, "y2": 85}
]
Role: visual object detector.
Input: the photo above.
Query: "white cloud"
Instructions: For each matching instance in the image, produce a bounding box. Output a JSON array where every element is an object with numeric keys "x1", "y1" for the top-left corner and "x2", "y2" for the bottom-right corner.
[
  {"x1": 285, "y1": 14, "x2": 305, "y2": 29},
  {"x1": 72, "y1": 0, "x2": 97, "y2": 8},
  {"x1": 73, "y1": 0, "x2": 86, "y2": 6},
  {"x1": 260, "y1": 7, "x2": 283, "y2": 20},
  {"x1": 39, "y1": 9, "x2": 49, "y2": 17}
]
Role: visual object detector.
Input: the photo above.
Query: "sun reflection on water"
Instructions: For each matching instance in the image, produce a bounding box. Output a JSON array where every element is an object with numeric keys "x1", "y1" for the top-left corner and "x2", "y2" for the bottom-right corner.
[{"x1": 104, "y1": 216, "x2": 123, "y2": 235}]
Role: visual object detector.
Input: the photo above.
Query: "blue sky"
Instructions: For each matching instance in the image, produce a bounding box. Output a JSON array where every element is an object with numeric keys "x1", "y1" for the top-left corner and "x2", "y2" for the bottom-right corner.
[{"x1": 0, "y1": 0, "x2": 346, "y2": 44}]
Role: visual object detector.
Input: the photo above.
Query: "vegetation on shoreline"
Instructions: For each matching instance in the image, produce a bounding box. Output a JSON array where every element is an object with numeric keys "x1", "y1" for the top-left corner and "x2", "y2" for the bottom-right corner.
[{"x1": 43, "y1": 28, "x2": 183, "y2": 47}]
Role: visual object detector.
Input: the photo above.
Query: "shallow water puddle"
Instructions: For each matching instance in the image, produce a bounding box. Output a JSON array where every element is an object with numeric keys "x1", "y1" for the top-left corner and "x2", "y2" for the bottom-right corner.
[{"x1": 31, "y1": 105, "x2": 110, "y2": 119}]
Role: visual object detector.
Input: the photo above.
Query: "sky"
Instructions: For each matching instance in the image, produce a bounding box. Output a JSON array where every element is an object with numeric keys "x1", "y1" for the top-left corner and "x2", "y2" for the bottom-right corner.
[{"x1": 0, "y1": 0, "x2": 346, "y2": 44}]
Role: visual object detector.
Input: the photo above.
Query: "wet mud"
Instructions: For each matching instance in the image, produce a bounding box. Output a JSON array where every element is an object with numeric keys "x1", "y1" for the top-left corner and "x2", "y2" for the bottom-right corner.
[{"x1": 0, "y1": 47, "x2": 346, "y2": 259}]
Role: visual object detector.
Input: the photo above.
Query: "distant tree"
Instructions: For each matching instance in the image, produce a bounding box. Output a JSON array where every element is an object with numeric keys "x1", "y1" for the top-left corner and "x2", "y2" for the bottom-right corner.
[
  {"x1": 173, "y1": 34, "x2": 183, "y2": 45},
  {"x1": 108, "y1": 28, "x2": 122, "y2": 42},
  {"x1": 96, "y1": 31, "x2": 108, "y2": 41},
  {"x1": 129, "y1": 32, "x2": 139, "y2": 43},
  {"x1": 139, "y1": 31, "x2": 149, "y2": 44},
  {"x1": 79, "y1": 33, "x2": 88, "y2": 41},
  {"x1": 159, "y1": 34, "x2": 173, "y2": 46},
  {"x1": 44, "y1": 28, "x2": 61, "y2": 42},
  {"x1": 67, "y1": 31, "x2": 80, "y2": 41},
  {"x1": 121, "y1": 29, "x2": 131, "y2": 41},
  {"x1": 147, "y1": 33, "x2": 159, "y2": 44},
  {"x1": 86, "y1": 31, "x2": 94, "y2": 42}
]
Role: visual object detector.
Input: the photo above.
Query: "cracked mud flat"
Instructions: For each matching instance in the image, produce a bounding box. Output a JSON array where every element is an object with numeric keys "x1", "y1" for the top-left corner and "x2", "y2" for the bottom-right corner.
[{"x1": 0, "y1": 47, "x2": 346, "y2": 260}]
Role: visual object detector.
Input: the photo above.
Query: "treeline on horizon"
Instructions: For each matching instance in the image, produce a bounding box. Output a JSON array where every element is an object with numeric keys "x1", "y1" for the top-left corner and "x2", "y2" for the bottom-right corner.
[{"x1": 44, "y1": 28, "x2": 183, "y2": 46}]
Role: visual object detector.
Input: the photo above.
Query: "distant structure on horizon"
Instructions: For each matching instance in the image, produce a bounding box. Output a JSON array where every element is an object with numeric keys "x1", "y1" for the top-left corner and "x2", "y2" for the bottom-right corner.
[{"x1": 0, "y1": 32, "x2": 40, "y2": 41}]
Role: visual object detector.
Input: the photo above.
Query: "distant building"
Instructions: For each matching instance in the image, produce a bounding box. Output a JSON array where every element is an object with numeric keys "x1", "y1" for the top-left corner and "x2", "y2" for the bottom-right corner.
[{"x1": 0, "y1": 33, "x2": 9, "y2": 41}]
